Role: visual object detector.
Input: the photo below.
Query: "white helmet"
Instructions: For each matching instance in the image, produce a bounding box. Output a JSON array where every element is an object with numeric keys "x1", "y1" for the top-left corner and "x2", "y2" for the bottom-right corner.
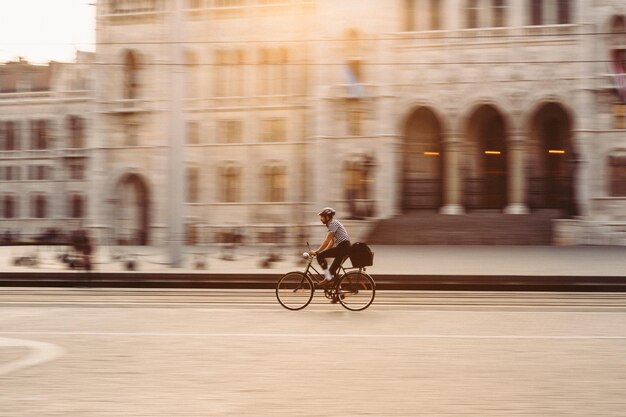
[{"x1": 317, "y1": 207, "x2": 336, "y2": 217}]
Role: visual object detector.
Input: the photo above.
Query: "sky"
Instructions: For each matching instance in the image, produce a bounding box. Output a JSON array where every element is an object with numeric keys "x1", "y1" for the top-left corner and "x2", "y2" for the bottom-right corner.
[{"x1": 0, "y1": 0, "x2": 95, "y2": 64}]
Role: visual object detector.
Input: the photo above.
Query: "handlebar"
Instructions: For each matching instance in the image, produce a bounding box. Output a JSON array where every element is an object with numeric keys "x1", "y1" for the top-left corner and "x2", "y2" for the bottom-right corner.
[{"x1": 303, "y1": 241, "x2": 313, "y2": 259}]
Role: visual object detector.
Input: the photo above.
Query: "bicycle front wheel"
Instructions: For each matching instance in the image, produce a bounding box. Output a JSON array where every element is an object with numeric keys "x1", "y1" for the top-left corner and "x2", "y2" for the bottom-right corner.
[
  {"x1": 337, "y1": 271, "x2": 375, "y2": 311},
  {"x1": 276, "y1": 271, "x2": 314, "y2": 310}
]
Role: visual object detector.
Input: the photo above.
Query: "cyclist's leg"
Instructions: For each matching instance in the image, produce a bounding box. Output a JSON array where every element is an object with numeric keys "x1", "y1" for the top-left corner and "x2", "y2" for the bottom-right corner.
[
  {"x1": 316, "y1": 252, "x2": 329, "y2": 270},
  {"x1": 316, "y1": 247, "x2": 340, "y2": 287},
  {"x1": 328, "y1": 241, "x2": 351, "y2": 279},
  {"x1": 317, "y1": 245, "x2": 344, "y2": 271}
]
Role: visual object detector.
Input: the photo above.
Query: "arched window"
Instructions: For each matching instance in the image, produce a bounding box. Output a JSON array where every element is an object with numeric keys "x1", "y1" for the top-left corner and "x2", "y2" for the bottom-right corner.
[
  {"x1": 3, "y1": 195, "x2": 16, "y2": 219},
  {"x1": 530, "y1": 0, "x2": 571, "y2": 25},
  {"x1": 32, "y1": 194, "x2": 47, "y2": 219},
  {"x1": 258, "y1": 47, "x2": 289, "y2": 96},
  {"x1": 402, "y1": 2, "x2": 442, "y2": 31},
  {"x1": 217, "y1": 120, "x2": 242, "y2": 143},
  {"x1": 278, "y1": 47, "x2": 289, "y2": 95},
  {"x1": 186, "y1": 166, "x2": 200, "y2": 203},
  {"x1": 215, "y1": 50, "x2": 226, "y2": 97},
  {"x1": 257, "y1": 48, "x2": 268, "y2": 96},
  {"x1": 610, "y1": 16, "x2": 626, "y2": 104},
  {"x1": 219, "y1": 163, "x2": 241, "y2": 203},
  {"x1": 2, "y1": 121, "x2": 17, "y2": 150},
  {"x1": 466, "y1": 0, "x2": 481, "y2": 28},
  {"x1": 264, "y1": 164, "x2": 286, "y2": 202},
  {"x1": 123, "y1": 50, "x2": 140, "y2": 99},
  {"x1": 530, "y1": 0, "x2": 543, "y2": 25},
  {"x1": 187, "y1": 121, "x2": 200, "y2": 144},
  {"x1": 68, "y1": 194, "x2": 85, "y2": 218},
  {"x1": 528, "y1": 102, "x2": 576, "y2": 213},
  {"x1": 493, "y1": 0, "x2": 507, "y2": 27},
  {"x1": 345, "y1": 159, "x2": 367, "y2": 201},
  {"x1": 611, "y1": 15, "x2": 626, "y2": 43},
  {"x1": 236, "y1": 49, "x2": 246, "y2": 97},
  {"x1": 429, "y1": 0, "x2": 442, "y2": 30},
  {"x1": 347, "y1": 100, "x2": 365, "y2": 136},
  {"x1": 557, "y1": 0, "x2": 571, "y2": 24},
  {"x1": 403, "y1": 0, "x2": 415, "y2": 31},
  {"x1": 67, "y1": 116, "x2": 84, "y2": 148},
  {"x1": 466, "y1": 104, "x2": 508, "y2": 210},
  {"x1": 30, "y1": 119, "x2": 48, "y2": 150},
  {"x1": 266, "y1": 48, "x2": 276, "y2": 96},
  {"x1": 115, "y1": 173, "x2": 150, "y2": 245},
  {"x1": 609, "y1": 154, "x2": 626, "y2": 196},
  {"x1": 344, "y1": 154, "x2": 376, "y2": 218},
  {"x1": 344, "y1": 29, "x2": 365, "y2": 99},
  {"x1": 185, "y1": 50, "x2": 198, "y2": 99},
  {"x1": 260, "y1": 118, "x2": 286, "y2": 142},
  {"x1": 214, "y1": 49, "x2": 245, "y2": 97}
]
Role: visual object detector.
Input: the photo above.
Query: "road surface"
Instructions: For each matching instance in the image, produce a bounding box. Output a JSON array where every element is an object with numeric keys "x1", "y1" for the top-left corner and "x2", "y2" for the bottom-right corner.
[{"x1": 1, "y1": 288, "x2": 625, "y2": 416}]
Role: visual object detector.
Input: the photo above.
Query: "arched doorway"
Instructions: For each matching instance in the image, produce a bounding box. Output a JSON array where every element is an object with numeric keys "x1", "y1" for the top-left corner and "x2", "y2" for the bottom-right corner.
[
  {"x1": 114, "y1": 173, "x2": 150, "y2": 245},
  {"x1": 529, "y1": 102, "x2": 577, "y2": 215},
  {"x1": 465, "y1": 104, "x2": 508, "y2": 210},
  {"x1": 402, "y1": 106, "x2": 444, "y2": 211}
]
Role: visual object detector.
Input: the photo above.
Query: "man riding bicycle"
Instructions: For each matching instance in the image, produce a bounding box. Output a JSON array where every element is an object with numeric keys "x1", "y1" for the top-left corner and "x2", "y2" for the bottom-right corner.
[
  {"x1": 308, "y1": 207, "x2": 351, "y2": 287},
  {"x1": 275, "y1": 207, "x2": 375, "y2": 311}
]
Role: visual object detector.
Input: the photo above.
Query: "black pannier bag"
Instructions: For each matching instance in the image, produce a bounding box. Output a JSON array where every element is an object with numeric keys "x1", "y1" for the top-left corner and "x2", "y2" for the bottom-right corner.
[{"x1": 349, "y1": 242, "x2": 374, "y2": 268}]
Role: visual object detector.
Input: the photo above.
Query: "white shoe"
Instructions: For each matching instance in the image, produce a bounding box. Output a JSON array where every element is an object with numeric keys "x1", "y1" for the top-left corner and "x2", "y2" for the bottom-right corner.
[{"x1": 323, "y1": 269, "x2": 332, "y2": 280}]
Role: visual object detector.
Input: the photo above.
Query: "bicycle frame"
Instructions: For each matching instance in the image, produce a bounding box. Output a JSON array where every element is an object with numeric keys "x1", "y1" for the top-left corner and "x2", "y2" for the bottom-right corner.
[
  {"x1": 276, "y1": 243, "x2": 376, "y2": 311},
  {"x1": 302, "y1": 252, "x2": 363, "y2": 285}
]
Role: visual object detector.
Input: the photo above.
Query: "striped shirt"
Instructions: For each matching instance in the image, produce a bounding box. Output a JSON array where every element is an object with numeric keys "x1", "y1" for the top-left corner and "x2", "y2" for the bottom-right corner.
[{"x1": 327, "y1": 219, "x2": 350, "y2": 246}]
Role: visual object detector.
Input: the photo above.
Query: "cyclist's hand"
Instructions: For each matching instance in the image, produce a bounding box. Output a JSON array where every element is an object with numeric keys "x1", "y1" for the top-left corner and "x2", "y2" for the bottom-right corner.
[{"x1": 308, "y1": 251, "x2": 316, "y2": 257}]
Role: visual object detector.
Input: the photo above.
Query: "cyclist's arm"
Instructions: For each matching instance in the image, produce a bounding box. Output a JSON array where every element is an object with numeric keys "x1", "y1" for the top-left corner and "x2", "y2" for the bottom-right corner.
[{"x1": 311, "y1": 232, "x2": 333, "y2": 255}]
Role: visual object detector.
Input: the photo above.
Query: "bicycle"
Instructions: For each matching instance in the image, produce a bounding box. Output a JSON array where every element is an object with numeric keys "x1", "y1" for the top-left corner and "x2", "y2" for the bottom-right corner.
[{"x1": 275, "y1": 243, "x2": 376, "y2": 311}]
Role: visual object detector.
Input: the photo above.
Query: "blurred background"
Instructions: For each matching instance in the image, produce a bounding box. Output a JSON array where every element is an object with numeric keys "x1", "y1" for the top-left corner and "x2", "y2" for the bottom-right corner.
[
  {"x1": 0, "y1": 0, "x2": 625, "y2": 268},
  {"x1": 2, "y1": 5, "x2": 626, "y2": 415}
]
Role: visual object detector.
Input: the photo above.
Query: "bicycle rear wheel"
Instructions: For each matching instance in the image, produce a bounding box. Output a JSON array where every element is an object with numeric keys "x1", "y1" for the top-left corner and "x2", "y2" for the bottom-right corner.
[
  {"x1": 337, "y1": 271, "x2": 375, "y2": 311},
  {"x1": 276, "y1": 271, "x2": 314, "y2": 310}
]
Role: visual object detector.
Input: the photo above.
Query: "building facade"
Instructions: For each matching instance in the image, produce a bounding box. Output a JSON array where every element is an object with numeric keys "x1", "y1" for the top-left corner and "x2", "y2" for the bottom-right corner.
[
  {"x1": 91, "y1": 0, "x2": 626, "y2": 246},
  {"x1": 4, "y1": 0, "x2": 624, "y2": 247},
  {"x1": 0, "y1": 53, "x2": 95, "y2": 240}
]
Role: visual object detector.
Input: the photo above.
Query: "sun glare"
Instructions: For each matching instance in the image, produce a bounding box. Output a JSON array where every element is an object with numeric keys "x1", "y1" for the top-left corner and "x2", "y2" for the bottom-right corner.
[{"x1": 0, "y1": 0, "x2": 95, "y2": 64}]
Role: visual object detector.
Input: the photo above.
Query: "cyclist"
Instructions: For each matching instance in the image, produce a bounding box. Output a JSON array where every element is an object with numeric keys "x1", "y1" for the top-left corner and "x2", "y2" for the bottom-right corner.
[{"x1": 308, "y1": 207, "x2": 351, "y2": 287}]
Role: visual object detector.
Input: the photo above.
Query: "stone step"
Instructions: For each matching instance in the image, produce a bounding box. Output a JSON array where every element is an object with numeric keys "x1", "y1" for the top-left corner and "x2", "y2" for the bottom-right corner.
[{"x1": 366, "y1": 211, "x2": 562, "y2": 245}]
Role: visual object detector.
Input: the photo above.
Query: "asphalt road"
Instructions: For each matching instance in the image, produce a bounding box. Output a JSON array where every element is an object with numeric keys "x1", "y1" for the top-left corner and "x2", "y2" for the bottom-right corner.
[{"x1": 1, "y1": 289, "x2": 625, "y2": 416}]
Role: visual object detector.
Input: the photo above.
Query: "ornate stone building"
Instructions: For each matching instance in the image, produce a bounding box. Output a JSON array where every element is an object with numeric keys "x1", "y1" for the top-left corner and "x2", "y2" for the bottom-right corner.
[
  {"x1": 0, "y1": 53, "x2": 95, "y2": 240},
  {"x1": 91, "y1": 0, "x2": 626, "y2": 246},
  {"x1": 4, "y1": 0, "x2": 624, "y2": 246}
]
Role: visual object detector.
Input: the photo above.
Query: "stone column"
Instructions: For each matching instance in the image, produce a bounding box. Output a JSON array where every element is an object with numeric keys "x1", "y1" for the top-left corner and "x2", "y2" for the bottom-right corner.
[
  {"x1": 445, "y1": 0, "x2": 462, "y2": 31},
  {"x1": 440, "y1": 135, "x2": 464, "y2": 215},
  {"x1": 311, "y1": 86, "x2": 328, "y2": 217},
  {"x1": 168, "y1": 0, "x2": 186, "y2": 267},
  {"x1": 504, "y1": 132, "x2": 529, "y2": 214},
  {"x1": 509, "y1": 0, "x2": 527, "y2": 26}
]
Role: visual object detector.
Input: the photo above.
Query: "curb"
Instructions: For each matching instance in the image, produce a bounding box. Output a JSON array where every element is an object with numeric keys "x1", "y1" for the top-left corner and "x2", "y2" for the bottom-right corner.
[{"x1": 1, "y1": 272, "x2": 626, "y2": 291}]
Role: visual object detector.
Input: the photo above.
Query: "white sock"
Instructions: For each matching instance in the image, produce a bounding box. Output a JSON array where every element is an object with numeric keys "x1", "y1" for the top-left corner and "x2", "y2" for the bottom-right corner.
[{"x1": 323, "y1": 269, "x2": 332, "y2": 280}]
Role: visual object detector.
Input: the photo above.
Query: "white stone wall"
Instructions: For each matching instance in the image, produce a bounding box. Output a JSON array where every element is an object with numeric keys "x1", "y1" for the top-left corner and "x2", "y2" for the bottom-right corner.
[
  {"x1": 0, "y1": 55, "x2": 95, "y2": 239},
  {"x1": 88, "y1": 0, "x2": 626, "y2": 245},
  {"x1": 1, "y1": 1, "x2": 625, "y2": 246}
]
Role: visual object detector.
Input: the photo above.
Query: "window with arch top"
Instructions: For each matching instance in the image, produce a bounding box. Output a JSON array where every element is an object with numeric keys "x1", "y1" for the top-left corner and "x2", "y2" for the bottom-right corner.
[
  {"x1": 263, "y1": 164, "x2": 286, "y2": 202},
  {"x1": 123, "y1": 50, "x2": 140, "y2": 99},
  {"x1": 218, "y1": 163, "x2": 241, "y2": 203}
]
